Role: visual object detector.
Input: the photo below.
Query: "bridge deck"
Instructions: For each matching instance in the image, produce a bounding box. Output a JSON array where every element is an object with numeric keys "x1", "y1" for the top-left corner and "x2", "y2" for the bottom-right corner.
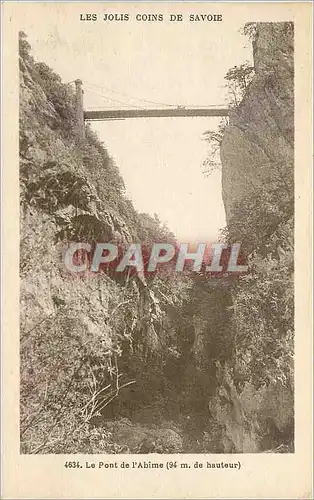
[{"x1": 84, "y1": 107, "x2": 229, "y2": 120}]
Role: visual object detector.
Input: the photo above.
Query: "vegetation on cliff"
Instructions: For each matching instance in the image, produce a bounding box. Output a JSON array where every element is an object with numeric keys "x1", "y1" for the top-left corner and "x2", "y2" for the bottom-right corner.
[
  {"x1": 19, "y1": 32, "x2": 229, "y2": 454},
  {"x1": 205, "y1": 22, "x2": 294, "y2": 452},
  {"x1": 20, "y1": 23, "x2": 294, "y2": 455}
]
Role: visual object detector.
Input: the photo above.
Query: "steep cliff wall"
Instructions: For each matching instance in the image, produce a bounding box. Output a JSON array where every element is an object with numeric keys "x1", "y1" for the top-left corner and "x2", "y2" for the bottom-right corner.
[
  {"x1": 212, "y1": 23, "x2": 295, "y2": 453},
  {"x1": 19, "y1": 25, "x2": 295, "y2": 455},
  {"x1": 221, "y1": 22, "x2": 294, "y2": 226},
  {"x1": 19, "y1": 33, "x2": 190, "y2": 454},
  {"x1": 21, "y1": 32, "x2": 226, "y2": 455}
]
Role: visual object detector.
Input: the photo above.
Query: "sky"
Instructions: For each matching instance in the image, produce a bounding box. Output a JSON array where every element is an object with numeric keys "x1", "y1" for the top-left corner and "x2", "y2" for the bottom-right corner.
[{"x1": 20, "y1": 4, "x2": 253, "y2": 242}]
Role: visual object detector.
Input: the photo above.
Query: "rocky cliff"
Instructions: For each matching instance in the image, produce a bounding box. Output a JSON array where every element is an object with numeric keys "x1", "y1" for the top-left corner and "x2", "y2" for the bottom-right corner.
[
  {"x1": 221, "y1": 22, "x2": 294, "y2": 226},
  {"x1": 213, "y1": 22, "x2": 295, "y2": 453},
  {"x1": 19, "y1": 32, "x2": 190, "y2": 454},
  {"x1": 19, "y1": 25, "x2": 295, "y2": 455},
  {"x1": 20, "y1": 32, "x2": 225, "y2": 455}
]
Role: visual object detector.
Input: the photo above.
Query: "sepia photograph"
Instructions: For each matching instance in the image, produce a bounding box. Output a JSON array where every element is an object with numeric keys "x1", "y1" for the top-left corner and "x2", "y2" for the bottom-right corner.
[
  {"x1": 18, "y1": 15, "x2": 295, "y2": 456},
  {"x1": 1, "y1": 1, "x2": 313, "y2": 498}
]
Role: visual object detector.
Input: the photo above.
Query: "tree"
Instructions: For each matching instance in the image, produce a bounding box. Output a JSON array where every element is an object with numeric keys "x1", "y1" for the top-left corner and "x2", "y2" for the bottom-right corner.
[
  {"x1": 241, "y1": 22, "x2": 258, "y2": 41},
  {"x1": 224, "y1": 62, "x2": 254, "y2": 107},
  {"x1": 19, "y1": 31, "x2": 33, "y2": 63},
  {"x1": 201, "y1": 62, "x2": 254, "y2": 178},
  {"x1": 201, "y1": 118, "x2": 228, "y2": 177}
]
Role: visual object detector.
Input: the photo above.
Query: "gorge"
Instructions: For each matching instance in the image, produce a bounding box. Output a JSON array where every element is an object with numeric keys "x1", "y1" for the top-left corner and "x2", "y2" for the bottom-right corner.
[{"x1": 20, "y1": 22, "x2": 294, "y2": 455}]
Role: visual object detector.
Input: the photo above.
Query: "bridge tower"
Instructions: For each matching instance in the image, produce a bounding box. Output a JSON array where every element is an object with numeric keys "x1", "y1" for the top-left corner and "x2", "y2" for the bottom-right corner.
[{"x1": 74, "y1": 79, "x2": 85, "y2": 139}]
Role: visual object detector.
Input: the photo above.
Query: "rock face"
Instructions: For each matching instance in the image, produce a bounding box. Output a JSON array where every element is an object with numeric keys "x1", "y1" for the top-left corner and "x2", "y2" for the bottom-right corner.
[
  {"x1": 221, "y1": 22, "x2": 294, "y2": 223},
  {"x1": 19, "y1": 35, "x2": 175, "y2": 454},
  {"x1": 19, "y1": 27, "x2": 295, "y2": 455},
  {"x1": 212, "y1": 23, "x2": 295, "y2": 453}
]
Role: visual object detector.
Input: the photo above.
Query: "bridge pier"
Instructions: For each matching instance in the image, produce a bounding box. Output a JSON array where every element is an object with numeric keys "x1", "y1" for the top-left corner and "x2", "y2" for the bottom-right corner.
[{"x1": 74, "y1": 79, "x2": 85, "y2": 139}]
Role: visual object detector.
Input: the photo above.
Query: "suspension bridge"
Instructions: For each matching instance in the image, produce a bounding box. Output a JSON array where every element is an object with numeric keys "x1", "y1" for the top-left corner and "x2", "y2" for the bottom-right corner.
[{"x1": 73, "y1": 79, "x2": 229, "y2": 138}]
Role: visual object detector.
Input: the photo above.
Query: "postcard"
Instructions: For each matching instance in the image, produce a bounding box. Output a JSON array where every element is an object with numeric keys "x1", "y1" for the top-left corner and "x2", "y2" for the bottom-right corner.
[{"x1": 1, "y1": 2, "x2": 313, "y2": 498}]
